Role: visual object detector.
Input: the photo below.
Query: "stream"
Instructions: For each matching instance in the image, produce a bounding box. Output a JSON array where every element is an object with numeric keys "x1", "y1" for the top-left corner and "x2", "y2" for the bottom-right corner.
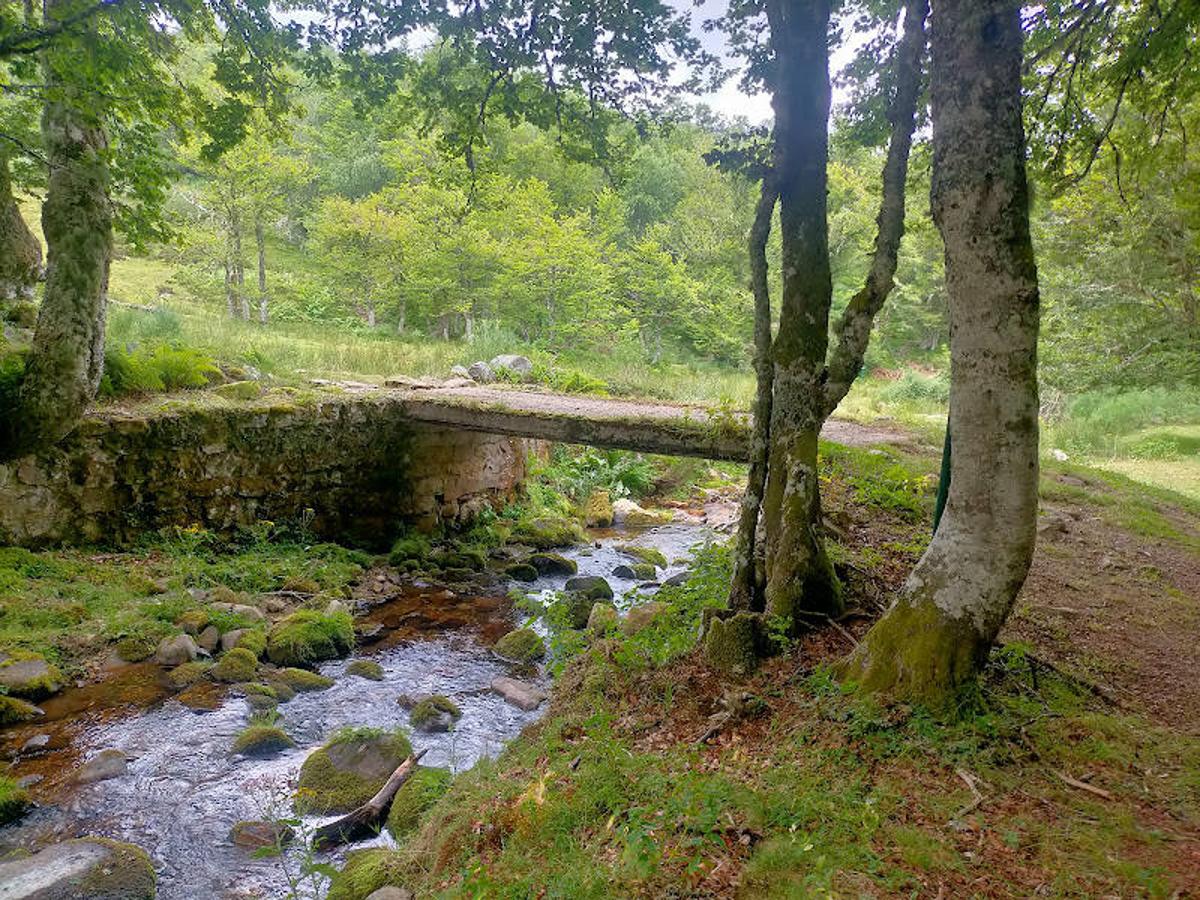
[{"x1": 0, "y1": 520, "x2": 714, "y2": 899}]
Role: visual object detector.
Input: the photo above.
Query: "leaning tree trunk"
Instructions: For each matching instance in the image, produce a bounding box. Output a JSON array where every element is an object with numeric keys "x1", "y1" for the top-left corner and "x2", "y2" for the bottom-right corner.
[
  {"x1": 838, "y1": 0, "x2": 1040, "y2": 705},
  {"x1": 0, "y1": 150, "x2": 42, "y2": 304},
  {"x1": 1, "y1": 0, "x2": 111, "y2": 460},
  {"x1": 760, "y1": 0, "x2": 842, "y2": 627}
]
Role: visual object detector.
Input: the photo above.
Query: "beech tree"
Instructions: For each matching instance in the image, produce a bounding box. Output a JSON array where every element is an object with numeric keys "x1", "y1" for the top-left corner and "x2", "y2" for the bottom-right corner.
[{"x1": 839, "y1": 0, "x2": 1041, "y2": 703}]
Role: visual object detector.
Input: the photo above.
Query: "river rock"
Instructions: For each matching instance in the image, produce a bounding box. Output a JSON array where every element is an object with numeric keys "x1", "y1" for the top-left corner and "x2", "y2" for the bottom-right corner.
[
  {"x1": 467, "y1": 361, "x2": 495, "y2": 383},
  {"x1": 154, "y1": 633, "x2": 199, "y2": 666},
  {"x1": 663, "y1": 572, "x2": 689, "y2": 587},
  {"x1": 450, "y1": 364, "x2": 471, "y2": 379},
  {"x1": 21, "y1": 733, "x2": 50, "y2": 753},
  {"x1": 297, "y1": 728, "x2": 413, "y2": 814},
  {"x1": 366, "y1": 889, "x2": 414, "y2": 900},
  {"x1": 612, "y1": 498, "x2": 673, "y2": 527},
  {"x1": 76, "y1": 748, "x2": 129, "y2": 784},
  {"x1": 0, "y1": 837, "x2": 156, "y2": 900},
  {"x1": 586, "y1": 602, "x2": 619, "y2": 635},
  {"x1": 490, "y1": 354, "x2": 533, "y2": 378},
  {"x1": 527, "y1": 552, "x2": 577, "y2": 576},
  {"x1": 0, "y1": 653, "x2": 62, "y2": 699},
  {"x1": 490, "y1": 676, "x2": 547, "y2": 711},
  {"x1": 196, "y1": 624, "x2": 221, "y2": 653},
  {"x1": 622, "y1": 601, "x2": 667, "y2": 635},
  {"x1": 209, "y1": 601, "x2": 266, "y2": 623},
  {"x1": 565, "y1": 575, "x2": 613, "y2": 601},
  {"x1": 230, "y1": 819, "x2": 294, "y2": 850}
]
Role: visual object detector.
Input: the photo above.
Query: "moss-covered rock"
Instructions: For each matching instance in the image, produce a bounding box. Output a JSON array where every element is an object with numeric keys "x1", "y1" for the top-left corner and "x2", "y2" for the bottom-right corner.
[
  {"x1": 327, "y1": 847, "x2": 409, "y2": 900},
  {"x1": 175, "y1": 609, "x2": 210, "y2": 636},
  {"x1": 0, "y1": 694, "x2": 42, "y2": 726},
  {"x1": 271, "y1": 667, "x2": 334, "y2": 692},
  {"x1": 621, "y1": 601, "x2": 667, "y2": 635},
  {"x1": 114, "y1": 633, "x2": 158, "y2": 662},
  {"x1": 0, "y1": 774, "x2": 31, "y2": 825},
  {"x1": 512, "y1": 516, "x2": 584, "y2": 549},
  {"x1": 297, "y1": 727, "x2": 413, "y2": 814},
  {"x1": 527, "y1": 552, "x2": 577, "y2": 576},
  {"x1": 266, "y1": 609, "x2": 354, "y2": 667},
  {"x1": 0, "y1": 652, "x2": 63, "y2": 699},
  {"x1": 504, "y1": 562, "x2": 539, "y2": 582},
  {"x1": 493, "y1": 628, "x2": 545, "y2": 664},
  {"x1": 586, "y1": 602, "x2": 619, "y2": 635},
  {"x1": 346, "y1": 659, "x2": 384, "y2": 681},
  {"x1": 613, "y1": 562, "x2": 658, "y2": 581},
  {"x1": 232, "y1": 724, "x2": 296, "y2": 757},
  {"x1": 409, "y1": 695, "x2": 461, "y2": 733},
  {"x1": 583, "y1": 490, "x2": 614, "y2": 527},
  {"x1": 385, "y1": 766, "x2": 452, "y2": 841},
  {"x1": 703, "y1": 612, "x2": 761, "y2": 678},
  {"x1": 560, "y1": 592, "x2": 596, "y2": 629},
  {"x1": 221, "y1": 628, "x2": 267, "y2": 657},
  {"x1": 388, "y1": 533, "x2": 431, "y2": 567},
  {"x1": 431, "y1": 548, "x2": 487, "y2": 572},
  {"x1": 565, "y1": 575, "x2": 613, "y2": 601},
  {"x1": 212, "y1": 647, "x2": 259, "y2": 683},
  {"x1": 167, "y1": 660, "x2": 212, "y2": 689},
  {"x1": 280, "y1": 575, "x2": 321, "y2": 594},
  {"x1": 616, "y1": 544, "x2": 668, "y2": 569},
  {"x1": 214, "y1": 380, "x2": 262, "y2": 401},
  {"x1": 0, "y1": 837, "x2": 157, "y2": 900}
]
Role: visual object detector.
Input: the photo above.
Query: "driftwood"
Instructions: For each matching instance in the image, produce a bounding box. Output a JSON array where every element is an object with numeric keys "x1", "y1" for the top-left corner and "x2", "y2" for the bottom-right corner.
[{"x1": 312, "y1": 749, "x2": 428, "y2": 850}]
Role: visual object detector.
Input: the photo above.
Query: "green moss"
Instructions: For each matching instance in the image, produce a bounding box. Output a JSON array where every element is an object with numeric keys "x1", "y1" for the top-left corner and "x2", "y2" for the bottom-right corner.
[
  {"x1": 266, "y1": 609, "x2": 354, "y2": 667},
  {"x1": 505, "y1": 562, "x2": 539, "y2": 582},
  {"x1": 229, "y1": 628, "x2": 267, "y2": 657},
  {"x1": 232, "y1": 724, "x2": 296, "y2": 756},
  {"x1": 280, "y1": 575, "x2": 321, "y2": 594},
  {"x1": 346, "y1": 659, "x2": 384, "y2": 681},
  {"x1": 0, "y1": 775, "x2": 31, "y2": 825},
  {"x1": 175, "y1": 609, "x2": 210, "y2": 635},
  {"x1": 617, "y1": 545, "x2": 668, "y2": 569},
  {"x1": 703, "y1": 612, "x2": 761, "y2": 678},
  {"x1": 511, "y1": 515, "x2": 585, "y2": 549},
  {"x1": 297, "y1": 727, "x2": 413, "y2": 814},
  {"x1": 208, "y1": 585, "x2": 242, "y2": 605},
  {"x1": 167, "y1": 660, "x2": 212, "y2": 689},
  {"x1": 213, "y1": 380, "x2": 261, "y2": 401},
  {"x1": 75, "y1": 837, "x2": 157, "y2": 899},
  {"x1": 271, "y1": 667, "x2": 334, "y2": 692},
  {"x1": 494, "y1": 628, "x2": 545, "y2": 664},
  {"x1": 410, "y1": 695, "x2": 462, "y2": 730},
  {"x1": 212, "y1": 647, "x2": 259, "y2": 683},
  {"x1": 386, "y1": 766, "x2": 452, "y2": 841},
  {"x1": 389, "y1": 533, "x2": 431, "y2": 567},
  {"x1": 115, "y1": 633, "x2": 158, "y2": 662},
  {"x1": 527, "y1": 552, "x2": 578, "y2": 576},
  {"x1": 327, "y1": 847, "x2": 410, "y2": 900},
  {"x1": 0, "y1": 651, "x2": 63, "y2": 699},
  {"x1": 0, "y1": 694, "x2": 41, "y2": 726}
]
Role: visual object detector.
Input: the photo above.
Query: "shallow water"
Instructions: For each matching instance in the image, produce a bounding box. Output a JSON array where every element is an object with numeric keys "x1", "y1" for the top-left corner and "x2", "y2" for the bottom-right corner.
[{"x1": 0, "y1": 519, "x2": 714, "y2": 899}]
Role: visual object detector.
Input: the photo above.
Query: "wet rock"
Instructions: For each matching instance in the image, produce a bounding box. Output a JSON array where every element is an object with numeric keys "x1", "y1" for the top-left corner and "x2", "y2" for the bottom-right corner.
[
  {"x1": 20, "y1": 733, "x2": 50, "y2": 753},
  {"x1": 232, "y1": 725, "x2": 295, "y2": 757},
  {"x1": 297, "y1": 728, "x2": 413, "y2": 814},
  {"x1": 0, "y1": 777, "x2": 30, "y2": 824},
  {"x1": 584, "y1": 490, "x2": 614, "y2": 527},
  {"x1": 266, "y1": 609, "x2": 354, "y2": 667},
  {"x1": 270, "y1": 667, "x2": 334, "y2": 692},
  {"x1": 493, "y1": 628, "x2": 545, "y2": 664},
  {"x1": 0, "y1": 695, "x2": 43, "y2": 726},
  {"x1": 527, "y1": 552, "x2": 578, "y2": 576},
  {"x1": 490, "y1": 675, "x2": 547, "y2": 711},
  {"x1": 622, "y1": 601, "x2": 667, "y2": 635},
  {"x1": 355, "y1": 622, "x2": 385, "y2": 644},
  {"x1": 505, "y1": 562, "x2": 539, "y2": 582},
  {"x1": 0, "y1": 837, "x2": 156, "y2": 900},
  {"x1": 212, "y1": 647, "x2": 259, "y2": 683},
  {"x1": 616, "y1": 544, "x2": 668, "y2": 569},
  {"x1": 663, "y1": 572, "x2": 690, "y2": 587},
  {"x1": 76, "y1": 748, "x2": 129, "y2": 784},
  {"x1": 409, "y1": 695, "x2": 461, "y2": 733},
  {"x1": 197, "y1": 624, "x2": 221, "y2": 654},
  {"x1": 346, "y1": 659, "x2": 385, "y2": 681},
  {"x1": 0, "y1": 653, "x2": 62, "y2": 700},
  {"x1": 167, "y1": 660, "x2": 212, "y2": 689},
  {"x1": 514, "y1": 516, "x2": 584, "y2": 549},
  {"x1": 565, "y1": 575, "x2": 613, "y2": 601},
  {"x1": 15, "y1": 774, "x2": 43, "y2": 789},
  {"x1": 612, "y1": 563, "x2": 656, "y2": 581},
  {"x1": 209, "y1": 601, "x2": 267, "y2": 624},
  {"x1": 154, "y1": 633, "x2": 199, "y2": 666},
  {"x1": 586, "y1": 603, "x2": 619, "y2": 635},
  {"x1": 489, "y1": 354, "x2": 533, "y2": 378},
  {"x1": 467, "y1": 360, "x2": 495, "y2": 383},
  {"x1": 612, "y1": 498, "x2": 673, "y2": 527},
  {"x1": 230, "y1": 819, "x2": 293, "y2": 850}
]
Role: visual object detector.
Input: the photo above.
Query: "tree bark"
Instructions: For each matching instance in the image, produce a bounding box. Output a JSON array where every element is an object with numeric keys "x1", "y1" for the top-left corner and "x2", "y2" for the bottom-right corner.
[
  {"x1": 760, "y1": 0, "x2": 842, "y2": 626},
  {"x1": 0, "y1": 150, "x2": 42, "y2": 303},
  {"x1": 1, "y1": 0, "x2": 110, "y2": 460},
  {"x1": 839, "y1": 0, "x2": 1041, "y2": 705},
  {"x1": 729, "y1": 176, "x2": 778, "y2": 612},
  {"x1": 255, "y1": 214, "x2": 268, "y2": 325},
  {"x1": 824, "y1": 0, "x2": 928, "y2": 414},
  {"x1": 311, "y1": 749, "x2": 427, "y2": 850}
]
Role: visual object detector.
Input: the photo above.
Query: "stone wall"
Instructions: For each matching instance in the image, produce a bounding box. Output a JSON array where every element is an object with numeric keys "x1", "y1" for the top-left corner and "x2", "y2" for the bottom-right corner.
[{"x1": 0, "y1": 395, "x2": 538, "y2": 548}]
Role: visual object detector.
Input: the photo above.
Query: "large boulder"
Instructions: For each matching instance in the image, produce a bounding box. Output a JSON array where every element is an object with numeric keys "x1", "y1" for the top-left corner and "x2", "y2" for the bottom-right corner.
[
  {"x1": 154, "y1": 634, "x2": 199, "y2": 666},
  {"x1": 526, "y1": 552, "x2": 578, "y2": 576},
  {"x1": 565, "y1": 575, "x2": 613, "y2": 601},
  {"x1": 490, "y1": 676, "x2": 547, "y2": 711},
  {"x1": 490, "y1": 354, "x2": 534, "y2": 379},
  {"x1": 493, "y1": 628, "x2": 545, "y2": 664},
  {"x1": 0, "y1": 653, "x2": 63, "y2": 699},
  {"x1": 466, "y1": 361, "x2": 495, "y2": 383},
  {"x1": 297, "y1": 727, "x2": 413, "y2": 814},
  {"x1": 0, "y1": 837, "x2": 156, "y2": 900},
  {"x1": 266, "y1": 610, "x2": 354, "y2": 668},
  {"x1": 612, "y1": 499, "x2": 673, "y2": 528}
]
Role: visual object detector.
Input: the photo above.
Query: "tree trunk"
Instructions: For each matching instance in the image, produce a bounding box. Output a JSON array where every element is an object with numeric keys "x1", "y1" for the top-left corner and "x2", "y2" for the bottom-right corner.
[
  {"x1": 838, "y1": 0, "x2": 1040, "y2": 705},
  {"x1": 729, "y1": 176, "x2": 778, "y2": 612},
  {"x1": 230, "y1": 208, "x2": 248, "y2": 320},
  {"x1": 396, "y1": 298, "x2": 406, "y2": 333},
  {"x1": 224, "y1": 258, "x2": 236, "y2": 318},
  {"x1": 1, "y1": 0, "x2": 111, "y2": 459},
  {"x1": 255, "y1": 214, "x2": 268, "y2": 325},
  {"x1": 760, "y1": 0, "x2": 842, "y2": 626},
  {"x1": 0, "y1": 150, "x2": 42, "y2": 303}
]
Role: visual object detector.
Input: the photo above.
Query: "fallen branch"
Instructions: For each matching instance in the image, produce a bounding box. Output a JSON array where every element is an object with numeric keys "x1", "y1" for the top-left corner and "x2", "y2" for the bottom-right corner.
[
  {"x1": 796, "y1": 611, "x2": 859, "y2": 647},
  {"x1": 1055, "y1": 770, "x2": 1112, "y2": 801},
  {"x1": 948, "y1": 767, "x2": 986, "y2": 825},
  {"x1": 312, "y1": 749, "x2": 427, "y2": 850}
]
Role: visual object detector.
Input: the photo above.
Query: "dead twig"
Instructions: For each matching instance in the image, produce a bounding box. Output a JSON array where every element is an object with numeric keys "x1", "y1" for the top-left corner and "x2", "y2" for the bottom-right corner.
[
  {"x1": 1055, "y1": 770, "x2": 1112, "y2": 801},
  {"x1": 948, "y1": 767, "x2": 987, "y2": 825}
]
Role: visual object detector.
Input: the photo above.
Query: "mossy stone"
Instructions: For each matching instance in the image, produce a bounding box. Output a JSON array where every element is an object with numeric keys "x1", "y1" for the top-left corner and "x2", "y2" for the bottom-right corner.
[
  {"x1": 0, "y1": 652, "x2": 63, "y2": 699},
  {"x1": 167, "y1": 660, "x2": 212, "y2": 689},
  {"x1": 264, "y1": 678, "x2": 297, "y2": 703},
  {"x1": 617, "y1": 544, "x2": 668, "y2": 569},
  {"x1": 281, "y1": 575, "x2": 321, "y2": 594},
  {"x1": 227, "y1": 628, "x2": 267, "y2": 657},
  {"x1": 561, "y1": 592, "x2": 595, "y2": 629},
  {"x1": 266, "y1": 609, "x2": 354, "y2": 667},
  {"x1": 214, "y1": 380, "x2": 262, "y2": 401},
  {"x1": 512, "y1": 516, "x2": 584, "y2": 549},
  {"x1": 564, "y1": 575, "x2": 613, "y2": 601},
  {"x1": 388, "y1": 534, "x2": 431, "y2": 567},
  {"x1": 527, "y1": 552, "x2": 577, "y2": 576},
  {"x1": 493, "y1": 628, "x2": 545, "y2": 664},
  {"x1": 176, "y1": 609, "x2": 210, "y2": 635},
  {"x1": 0, "y1": 837, "x2": 156, "y2": 900},
  {"x1": 326, "y1": 848, "x2": 408, "y2": 900},
  {"x1": 703, "y1": 612, "x2": 761, "y2": 678},
  {"x1": 385, "y1": 766, "x2": 452, "y2": 840},
  {"x1": 504, "y1": 562, "x2": 539, "y2": 582},
  {"x1": 346, "y1": 659, "x2": 384, "y2": 681},
  {"x1": 0, "y1": 775, "x2": 31, "y2": 825},
  {"x1": 297, "y1": 728, "x2": 413, "y2": 814},
  {"x1": 271, "y1": 667, "x2": 334, "y2": 692},
  {"x1": 583, "y1": 490, "x2": 614, "y2": 527},
  {"x1": 0, "y1": 694, "x2": 41, "y2": 726},
  {"x1": 115, "y1": 634, "x2": 157, "y2": 662},
  {"x1": 409, "y1": 695, "x2": 461, "y2": 733},
  {"x1": 586, "y1": 602, "x2": 619, "y2": 635},
  {"x1": 233, "y1": 725, "x2": 296, "y2": 757},
  {"x1": 212, "y1": 647, "x2": 259, "y2": 683},
  {"x1": 74, "y1": 837, "x2": 157, "y2": 900}
]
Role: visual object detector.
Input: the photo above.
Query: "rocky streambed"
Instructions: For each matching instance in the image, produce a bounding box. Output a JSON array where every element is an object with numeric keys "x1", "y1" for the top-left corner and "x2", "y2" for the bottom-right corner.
[{"x1": 0, "y1": 517, "x2": 717, "y2": 899}]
